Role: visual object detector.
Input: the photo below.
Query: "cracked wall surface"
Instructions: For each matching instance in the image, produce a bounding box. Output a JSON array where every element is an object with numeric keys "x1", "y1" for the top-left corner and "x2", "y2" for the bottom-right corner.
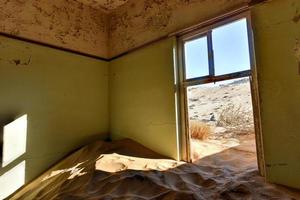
[{"x1": 0, "y1": 0, "x2": 109, "y2": 58}]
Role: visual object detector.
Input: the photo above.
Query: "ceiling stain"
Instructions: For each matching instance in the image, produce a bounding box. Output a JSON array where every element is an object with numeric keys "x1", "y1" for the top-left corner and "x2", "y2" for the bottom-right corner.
[
  {"x1": 75, "y1": 0, "x2": 129, "y2": 11},
  {"x1": 0, "y1": 0, "x2": 109, "y2": 58},
  {"x1": 108, "y1": 0, "x2": 251, "y2": 57}
]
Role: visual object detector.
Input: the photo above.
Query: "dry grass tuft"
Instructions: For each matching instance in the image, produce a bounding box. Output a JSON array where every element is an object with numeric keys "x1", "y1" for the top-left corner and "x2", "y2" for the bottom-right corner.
[
  {"x1": 189, "y1": 121, "x2": 211, "y2": 140},
  {"x1": 217, "y1": 104, "x2": 252, "y2": 127}
]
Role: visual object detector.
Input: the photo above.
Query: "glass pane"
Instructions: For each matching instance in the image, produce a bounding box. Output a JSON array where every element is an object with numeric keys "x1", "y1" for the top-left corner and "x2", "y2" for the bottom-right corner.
[
  {"x1": 212, "y1": 18, "x2": 251, "y2": 76},
  {"x1": 184, "y1": 36, "x2": 209, "y2": 79}
]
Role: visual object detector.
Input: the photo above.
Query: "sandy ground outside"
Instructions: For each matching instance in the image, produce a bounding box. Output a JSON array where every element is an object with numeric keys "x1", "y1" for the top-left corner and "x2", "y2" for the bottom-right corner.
[
  {"x1": 10, "y1": 139, "x2": 300, "y2": 200},
  {"x1": 187, "y1": 78, "x2": 257, "y2": 162}
]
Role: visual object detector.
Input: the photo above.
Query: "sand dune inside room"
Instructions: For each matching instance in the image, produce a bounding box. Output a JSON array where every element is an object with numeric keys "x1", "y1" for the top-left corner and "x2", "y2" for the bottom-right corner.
[{"x1": 10, "y1": 139, "x2": 300, "y2": 200}]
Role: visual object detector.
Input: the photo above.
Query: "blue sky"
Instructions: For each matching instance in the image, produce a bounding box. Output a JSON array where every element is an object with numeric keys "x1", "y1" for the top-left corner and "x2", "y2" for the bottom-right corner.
[{"x1": 184, "y1": 18, "x2": 251, "y2": 79}]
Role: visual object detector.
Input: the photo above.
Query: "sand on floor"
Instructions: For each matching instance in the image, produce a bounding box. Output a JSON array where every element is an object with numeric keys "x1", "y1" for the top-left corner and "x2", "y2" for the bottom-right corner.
[{"x1": 9, "y1": 139, "x2": 299, "y2": 200}]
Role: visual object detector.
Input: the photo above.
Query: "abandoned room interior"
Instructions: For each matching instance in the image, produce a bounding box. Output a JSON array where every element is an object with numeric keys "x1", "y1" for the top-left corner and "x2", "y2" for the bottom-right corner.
[{"x1": 0, "y1": 0, "x2": 300, "y2": 199}]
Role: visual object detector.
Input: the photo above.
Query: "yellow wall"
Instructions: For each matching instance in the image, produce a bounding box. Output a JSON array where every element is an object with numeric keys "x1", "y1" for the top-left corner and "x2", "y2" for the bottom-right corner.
[
  {"x1": 252, "y1": 0, "x2": 300, "y2": 188},
  {"x1": 0, "y1": 35, "x2": 109, "y2": 185},
  {"x1": 109, "y1": 38, "x2": 178, "y2": 159}
]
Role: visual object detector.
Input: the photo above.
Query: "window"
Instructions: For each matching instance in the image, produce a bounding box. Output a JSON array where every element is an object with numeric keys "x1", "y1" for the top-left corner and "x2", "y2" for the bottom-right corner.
[
  {"x1": 212, "y1": 19, "x2": 251, "y2": 75},
  {"x1": 184, "y1": 36, "x2": 209, "y2": 79},
  {"x1": 178, "y1": 13, "x2": 264, "y2": 175},
  {"x1": 183, "y1": 17, "x2": 252, "y2": 83}
]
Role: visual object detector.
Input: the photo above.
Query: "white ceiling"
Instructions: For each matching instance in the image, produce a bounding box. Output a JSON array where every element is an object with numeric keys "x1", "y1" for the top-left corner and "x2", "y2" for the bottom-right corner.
[{"x1": 76, "y1": 0, "x2": 129, "y2": 11}]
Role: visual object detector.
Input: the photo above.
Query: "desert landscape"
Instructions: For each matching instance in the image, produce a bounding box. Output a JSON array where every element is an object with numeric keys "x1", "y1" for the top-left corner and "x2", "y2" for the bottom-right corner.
[{"x1": 187, "y1": 77, "x2": 256, "y2": 161}]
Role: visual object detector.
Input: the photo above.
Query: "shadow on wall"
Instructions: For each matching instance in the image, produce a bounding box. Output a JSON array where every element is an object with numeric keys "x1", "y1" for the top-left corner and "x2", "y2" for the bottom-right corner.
[{"x1": 0, "y1": 115, "x2": 27, "y2": 199}]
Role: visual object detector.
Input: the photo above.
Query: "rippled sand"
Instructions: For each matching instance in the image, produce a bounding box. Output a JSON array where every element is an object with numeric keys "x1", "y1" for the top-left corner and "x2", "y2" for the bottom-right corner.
[{"x1": 11, "y1": 139, "x2": 299, "y2": 200}]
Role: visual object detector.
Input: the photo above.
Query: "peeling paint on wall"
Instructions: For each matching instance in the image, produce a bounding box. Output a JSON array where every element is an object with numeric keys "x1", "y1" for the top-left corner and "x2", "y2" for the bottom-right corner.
[
  {"x1": 293, "y1": 7, "x2": 300, "y2": 23},
  {"x1": 0, "y1": 39, "x2": 33, "y2": 66},
  {"x1": 0, "y1": 0, "x2": 109, "y2": 58}
]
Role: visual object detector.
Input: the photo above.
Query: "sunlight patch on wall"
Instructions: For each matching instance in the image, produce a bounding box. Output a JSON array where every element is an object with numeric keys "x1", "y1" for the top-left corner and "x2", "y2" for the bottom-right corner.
[
  {"x1": 0, "y1": 115, "x2": 27, "y2": 198},
  {"x1": 2, "y1": 115, "x2": 27, "y2": 167},
  {"x1": 0, "y1": 161, "x2": 26, "y2": 199}
]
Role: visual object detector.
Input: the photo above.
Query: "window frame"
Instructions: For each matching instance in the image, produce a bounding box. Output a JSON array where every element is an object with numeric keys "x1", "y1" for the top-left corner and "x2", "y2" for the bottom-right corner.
[
  {"x1": 183, "y1": 34, "x2": 210, "y2": 79},
  {"x1": 181, "y1": 17, "x2": 252, "y2": 87},
  {"x1": 176, "y1": 10, "x2": 266, "y2": 177}
]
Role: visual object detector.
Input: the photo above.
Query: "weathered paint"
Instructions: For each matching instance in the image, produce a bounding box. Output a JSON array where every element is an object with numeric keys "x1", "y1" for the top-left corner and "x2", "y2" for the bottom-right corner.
[
  {"x1": 109, "y1": 38, "x2": 178, "y2": 159},
  {"x1": 108, "y1": 0, "x2": 251, "y2": 57},
  {"x1": 75, "y1": 0, "x2": 129, "y2": 12},
  {"x1": 0, "y1": 35, "x2": 109, "y2": 185},
  {"x1": 0, "y1": 0, "x2": 264, "y2": 59},
  {"x1": 252, "y1": 0, "x2": 300, "y2": 189},
  {"x1": 0, "y1": 0, "x2": 109, "y2": 58}
]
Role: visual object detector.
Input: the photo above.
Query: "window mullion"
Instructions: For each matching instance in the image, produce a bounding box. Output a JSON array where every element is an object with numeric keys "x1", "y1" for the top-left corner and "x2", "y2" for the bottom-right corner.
[{"x1": 207, "y1": 31, "x2": 215, "y2": 77}]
